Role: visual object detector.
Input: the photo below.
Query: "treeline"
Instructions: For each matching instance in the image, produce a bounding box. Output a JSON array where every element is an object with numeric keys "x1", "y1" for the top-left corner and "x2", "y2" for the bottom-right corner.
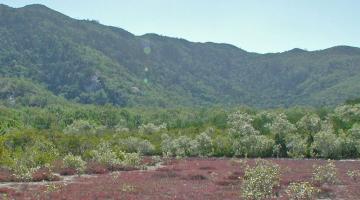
[
  {"x1": 1, "y1": 102, "x2": 360, "y2": 162},
  {"x1": 1, "y1": 101, "x2": 360, "y2": 181}
]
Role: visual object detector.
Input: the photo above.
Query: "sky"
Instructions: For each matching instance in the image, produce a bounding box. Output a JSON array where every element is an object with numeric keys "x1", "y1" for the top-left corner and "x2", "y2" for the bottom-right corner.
[{"x1": 0, "y1": 0, "x2": 359, "y2": 53}]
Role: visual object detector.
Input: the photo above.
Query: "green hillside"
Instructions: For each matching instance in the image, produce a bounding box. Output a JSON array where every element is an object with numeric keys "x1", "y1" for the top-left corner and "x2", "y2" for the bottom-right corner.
[{"x1": 1, "y1": 4, "x2": 360, "y2": 107}]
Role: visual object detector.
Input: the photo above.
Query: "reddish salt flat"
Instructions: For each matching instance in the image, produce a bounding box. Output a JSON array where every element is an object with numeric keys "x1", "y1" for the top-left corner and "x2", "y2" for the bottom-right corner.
[{"x1": 1, "y1": 158, "x2": 360, "y2": 200}]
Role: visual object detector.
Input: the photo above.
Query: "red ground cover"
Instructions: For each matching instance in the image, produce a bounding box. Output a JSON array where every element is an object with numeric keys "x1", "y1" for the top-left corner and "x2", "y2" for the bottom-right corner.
[{"x1": 0, "y1": 158, "x2": 359, "y2": 199}]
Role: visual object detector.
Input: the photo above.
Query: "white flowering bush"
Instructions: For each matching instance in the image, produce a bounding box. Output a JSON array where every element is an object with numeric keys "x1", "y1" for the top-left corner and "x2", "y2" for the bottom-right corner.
[
  {"x1": 64, "y1": 120, "x2": 97, "y2": 134},
  {"x1": 90, "y1": 141, "x2": 122, "y2": 167},
  {"x1": 286, "y1": 181, "x2": 319, "y2": 200},
  {"x1": 63, "y1": 154, "x2": 86, "y2": 176},
  {"x1": 334, "y1": 104, "x2": 360, "y2": 123},
  {"x1": 266, "y1": 113, "x2": 296, "y2": 137},
  {"x1": 296, "y1": 114, "x2": 321, "y2": 134},
  {"x1": 11, "y1": 156, "x2": 39, "y2": 182},
  {"x1": 192, "y1": 131, "x2": 214, "y2": 157},
  {"x1": 118, "y1": 137, "x2": 155, "y2": 155},
  {"x1": 349, "y1": 123, "x2": 360, "y2": 140},
  {"x1": 138, "y1": 123, "x2": 166, "y2": 134},
  {"x1": 161, "y1": 134, "x2": 198, "y2": 157},
  {"x1": 174, "y1": 136, "x2": 195, "y2": 157},
  {"x1": 161, "y1": 133, "x2": 174, "y2": 157},
  {"x1": 233, "y1": 135, "x2": 274, "y2": 157},
  {"x1": 9, "y1": 143, "x2": 58, "y2": 181},
  {"x1": 347, "y1": 170, "x2": 360, "y2": 181},
  {"x1": 242, "y1": 160, "x2": 281, "y2": 200},
  {"x1": 115, "y1": 124, "x2": 129, "y2": 133},
  {"x1": 320, "y1": 119, "x2": 335, "y2": 133},
  {"x1": 228, "y1": 111, "x2": 259, "y2": 138},
  {"x1": 313, "y1": 160, "x2": 338, "y2": 185},
  {"x1": 285, "y1": 135, "x2": 307, "y2": 158},
  {"x1": 311, "y1": 131, "x2": 342, "y2": 158},
  {"x1": 29, "y1": 141, "x2": 59, "y2": 166},
  {"x1": 122, "y1": 153, "x2": 141, "y2": 167},
  {"x1": 90, "y1": 141, "x2": 142, "y2": 168}
]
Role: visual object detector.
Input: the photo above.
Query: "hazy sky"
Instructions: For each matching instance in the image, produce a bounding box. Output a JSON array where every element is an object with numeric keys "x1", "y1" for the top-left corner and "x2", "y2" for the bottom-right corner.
[{"x1": 1, "y1": 0, "x2": 359, "y2": 53}]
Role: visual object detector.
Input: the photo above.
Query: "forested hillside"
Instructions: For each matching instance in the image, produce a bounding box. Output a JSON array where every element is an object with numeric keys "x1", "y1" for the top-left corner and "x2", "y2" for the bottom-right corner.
[{"x1": 1, "y1": 4, "x2": 360, "y2": 107}]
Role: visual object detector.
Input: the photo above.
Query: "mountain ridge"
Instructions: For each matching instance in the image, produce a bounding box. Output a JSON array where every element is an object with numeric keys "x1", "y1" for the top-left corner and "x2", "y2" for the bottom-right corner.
[{"x1": 0, "y1": 4, "x2": 360, "y2": 108}]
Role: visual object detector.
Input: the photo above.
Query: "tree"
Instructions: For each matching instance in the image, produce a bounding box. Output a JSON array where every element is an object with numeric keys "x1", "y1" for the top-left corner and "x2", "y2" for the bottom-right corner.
[
  {"x1": 228, "y1": 111, "x2": 259, "y2": 138},
  {"x1": 311, "y1": 131, "x2": 342, "y2": 159},
  {"x1": 266, "y1": 113, "x2": 296, "y2": 157}
]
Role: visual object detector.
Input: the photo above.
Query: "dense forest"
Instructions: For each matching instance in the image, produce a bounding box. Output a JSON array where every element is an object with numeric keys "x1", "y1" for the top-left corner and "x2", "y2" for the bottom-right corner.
[{"x1": 1, "y1": 4, "x2": 360, "y2": 107}]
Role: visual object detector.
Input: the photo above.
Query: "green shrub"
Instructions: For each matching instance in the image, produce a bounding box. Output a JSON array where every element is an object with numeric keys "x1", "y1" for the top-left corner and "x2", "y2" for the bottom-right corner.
[
  {"x1": 212, "y1": 135, "x2": 233, "y2": 157},
  {"x1": 242, "y1": 160, "x2": 281, "y2": 200},
  {"x1": 122, "y1": 153, "x2": 141, "y2": 167},
  {"x1": 228, "y1": 111, "x2": 259, "y2": 137},
  {"x1": 63, "y1": 154, "x2": 86, "y2": 175},
  {"x1": 29, "y1": 141, "x2": 59, "y2": 166},
  {"x1": 311, "y1": 131, "x2": 342, "y2": 159},
  {"x1": 286, "y1": 182, "x2": 319, "y2": 200},
  {"x1": 90, "y1": 141, "x2": 122, "y2": 167},
  {"x1": 138, "y1": 123, "x2": 166, "y2": 134},
  {"x1": 233, "y1": 135, "x2": 274, "y2": 157},
  {"x1": 64, "y1": 120, "x2": 105, "y2": 134},
  {"x1": 192, "y1": 131, "x2": 214, "y2": 157},
  {"x1": 296, "y1": 114, "x2": 321, "y2": 134},
  {"x1": 161, "y1": 134, "x2": 195, "y2": 157},
  {"x1": 286, "y1": 135, "x2": 307, "y2": 158},
  {"x1": 118, "y1": 137, "x2": 155, "y2": 155},
  {"x1": 11, "y1": 157, "x2": 39, "y2": 182},
  {"x1": 0, "y1": 138, "x2": 12, "y2": 167},
  {"x1": 312, "y1": 160, "x2": 338, "y2": 185}
]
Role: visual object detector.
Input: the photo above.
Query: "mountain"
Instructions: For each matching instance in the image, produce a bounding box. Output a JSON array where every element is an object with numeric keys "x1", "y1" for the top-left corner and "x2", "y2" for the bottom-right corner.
[{"x1": 1, "y1": 4, "x2": 360, "y2": 108}]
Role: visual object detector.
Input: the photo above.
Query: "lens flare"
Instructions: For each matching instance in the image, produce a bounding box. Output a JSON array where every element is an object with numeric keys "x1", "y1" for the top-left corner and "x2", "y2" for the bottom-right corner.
[{"x1": 143, "y1": 47, "x2": 151, "y2": 55}]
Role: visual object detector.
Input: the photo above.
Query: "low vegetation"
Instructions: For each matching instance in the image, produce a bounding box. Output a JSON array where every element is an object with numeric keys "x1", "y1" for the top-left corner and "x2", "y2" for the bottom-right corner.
[
  {"x1": 241, "y1": 160, "x2": 281, "y2": 200},
  {"x1": 286, "y1": 181, "x2": 319, "y2": 200},
  {"x1": 0, "y1": 102, "x2": 359, "y2": 182}
]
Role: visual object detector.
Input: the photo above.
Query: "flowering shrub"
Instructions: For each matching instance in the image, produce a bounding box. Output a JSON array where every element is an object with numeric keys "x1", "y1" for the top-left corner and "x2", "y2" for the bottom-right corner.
[
  {"x1": 266, "y1": 113, "x2": 296, "y2": 136},
  {"x1": 347, "y1": 170, "x2": 360, "y2": 181},
  {"x1": 312, "y1": 160, "x2": 338, "y2": 185},
  {"x1": 161, "y1": 134, "x2": 195, "y2": 157},
  {"x1": 122, "y1": 153, "x2": 141, "y2": 167},
  {"x1": 285, "y1": 135, "x2": 307, "y2": 158},
  {"x1": 90, "y1": 141, "x2": 122, "y2": 167},
  {"x1": 11, "y1": 158, "x2": 39, "y2": 182},
  {"x1": 286, "y1": 181, "x2": 319, "y2": 200},
  {"x1": 296, "y1": 114, "x2": 321, "y2": 134},
  {"x1": 118, "y1": 137, "x2": 155, "y2": 155},
  {"x1": 29, "y1": 141, "x2": 59, "y2": 166},
  {"x1": 63, "y1": 154, "x2": 86, "y2": 176},
  {"x1": 228, "y1": 111, "x2": 259, "y2": 137},
  {"x1": 138, "y1": 123, "x2": 166, "y2": 134},
  {"x1": 161, "y1": 133, "x2": 173, "y2": 157},
  {"x1": 334, "y1": 104, "x2": 360, "y2": 123},
  {"x1": 192, "y1": 131, "x2": 214, "y2": 157},
  {"x1": 311, "y1": 131, "x2": 341, "y2": 159},
  {"x1": 349, "y1": 123, "x2": 360, "y2": 139},
  {"x1": 233, "y1": 135, "x2": 274, "y2": 157},
  {"x1": 64, "y1": 120, "x2": 97, "y2": 134},
  {"x1": 9, "y1": 147, "x2": 43, "y2": 181},
  {"x1": 242, "y1": 160, "x2": 281, "y2": 200},
  {"x1": 115, "y1": 124, "x2": 129, "y2": 133},
  {"x1": 161, "y1": 131, "x2": 214, "y2": 157}
]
